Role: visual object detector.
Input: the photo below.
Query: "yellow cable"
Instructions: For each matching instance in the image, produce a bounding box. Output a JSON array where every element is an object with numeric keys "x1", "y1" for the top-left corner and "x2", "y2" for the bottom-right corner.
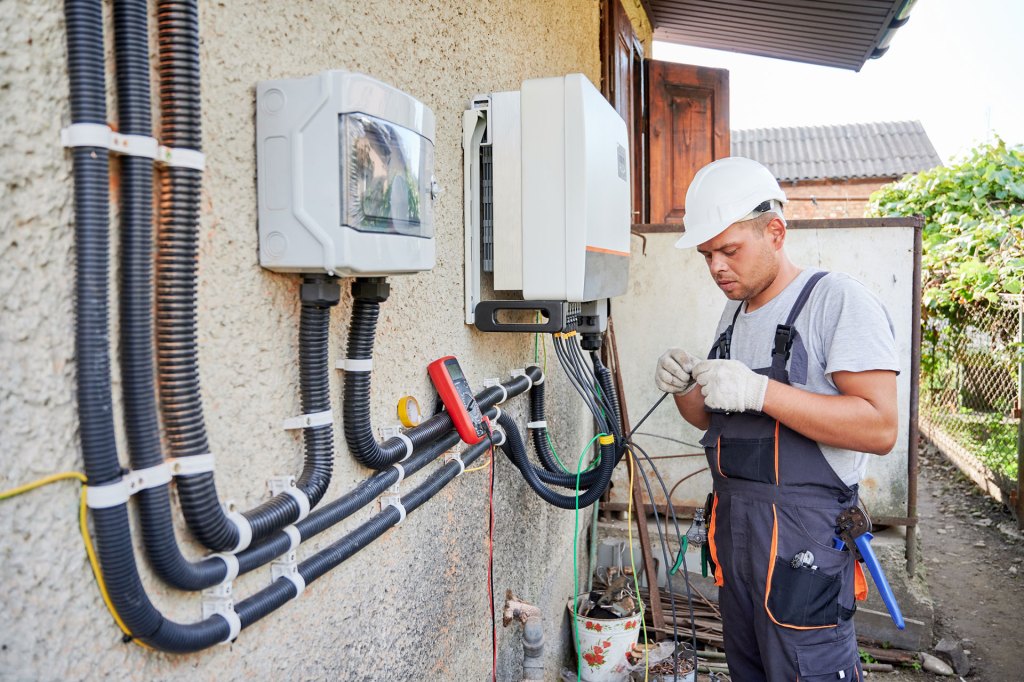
[
  {"x1": 79, "y1": 486, "x2": 148, "y2": 646},
  {"x1": 1, "y1": 472, "x2": 147, "y2": 648},
  {"x1": 626, "y1": 450, "x2": 649, "y2": 681},
  {"x1": 0, "y1": 471, "x2": 85, "y2": 499},
  {"x1": 464, "y1": 458, "x2": 492, "y2": 473}
]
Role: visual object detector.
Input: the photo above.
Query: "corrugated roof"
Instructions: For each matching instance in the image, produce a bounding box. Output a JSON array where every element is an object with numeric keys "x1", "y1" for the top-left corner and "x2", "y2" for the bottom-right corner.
[
  {"x1": 731, "y1": 121, "x2": 942, "y2": 181},
  {"x1": 649, "y1": 0, "x2": 913, "y2": 72}
]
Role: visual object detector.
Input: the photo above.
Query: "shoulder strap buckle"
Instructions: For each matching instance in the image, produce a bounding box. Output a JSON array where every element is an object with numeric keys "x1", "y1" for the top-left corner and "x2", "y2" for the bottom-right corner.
[{"x1": 773, "y1": 324, "x2": 795, "y2": 361}]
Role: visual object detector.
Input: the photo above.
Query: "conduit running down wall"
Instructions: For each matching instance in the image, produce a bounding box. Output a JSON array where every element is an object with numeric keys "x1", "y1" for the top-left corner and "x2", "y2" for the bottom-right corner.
[{"x1": 63, "y1": 0, "x2": 625, "y2": 654}]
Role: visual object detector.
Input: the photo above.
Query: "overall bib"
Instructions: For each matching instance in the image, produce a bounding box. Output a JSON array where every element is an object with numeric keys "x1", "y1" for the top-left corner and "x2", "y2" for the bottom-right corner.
[{"x1": 701, "y1": 272, "x2": 866, "y2": 681}]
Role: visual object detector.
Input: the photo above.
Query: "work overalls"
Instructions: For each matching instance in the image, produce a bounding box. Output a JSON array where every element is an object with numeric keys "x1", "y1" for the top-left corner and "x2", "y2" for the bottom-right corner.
[{"x1": 702, "y1": 272, "x2": 866, "y2": 681}]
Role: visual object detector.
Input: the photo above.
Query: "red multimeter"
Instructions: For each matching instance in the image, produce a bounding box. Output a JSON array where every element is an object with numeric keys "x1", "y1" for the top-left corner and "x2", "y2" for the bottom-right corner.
[{"x1": 427, "y1": 355, "x2": 489, "y2": 445}]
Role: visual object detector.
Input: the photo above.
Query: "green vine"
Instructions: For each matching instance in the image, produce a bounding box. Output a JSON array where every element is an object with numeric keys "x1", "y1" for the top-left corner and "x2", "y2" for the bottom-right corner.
[{"x1": 867, "y1": 138, "x2": 1024, "y2": 322}]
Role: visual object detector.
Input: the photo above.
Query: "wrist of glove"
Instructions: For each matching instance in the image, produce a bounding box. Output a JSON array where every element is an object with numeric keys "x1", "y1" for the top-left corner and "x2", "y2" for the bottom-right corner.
[
  {"x1": 655, "y1": 347, "x2": 701, "y2": 395},
  {"x1": 692, "y1": 359, "x2": 769, "y2": 413}
]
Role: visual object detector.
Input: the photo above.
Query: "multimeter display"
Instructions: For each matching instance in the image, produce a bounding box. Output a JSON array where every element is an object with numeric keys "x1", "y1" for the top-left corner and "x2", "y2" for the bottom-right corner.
[{"x1": 427, "y1": 356, "x2": 488, "y2": 445}]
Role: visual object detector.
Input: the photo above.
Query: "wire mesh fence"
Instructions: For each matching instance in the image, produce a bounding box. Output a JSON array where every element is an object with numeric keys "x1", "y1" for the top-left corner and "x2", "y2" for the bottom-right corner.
[{"x1": 920, "y1": 294, "x2": 1023, "y2": 512}]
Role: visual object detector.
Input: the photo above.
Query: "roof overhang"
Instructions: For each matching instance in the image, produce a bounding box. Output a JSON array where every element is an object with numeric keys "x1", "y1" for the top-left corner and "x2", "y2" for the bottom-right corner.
[{"x1": 647, "y1": 0, "x2": 915, "y2": 71}]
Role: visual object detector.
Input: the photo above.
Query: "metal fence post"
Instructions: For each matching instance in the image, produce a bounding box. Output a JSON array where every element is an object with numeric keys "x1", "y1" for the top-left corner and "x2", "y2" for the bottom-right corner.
[{"x1": 1017, "y1": 296, "x2": 1023, "y2": 529}]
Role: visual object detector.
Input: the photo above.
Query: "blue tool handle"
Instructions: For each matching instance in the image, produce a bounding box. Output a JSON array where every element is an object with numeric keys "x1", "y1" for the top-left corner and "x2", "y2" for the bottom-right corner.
[{"x1": 853, "y1": 532, "x2": 905, "y2": 630}]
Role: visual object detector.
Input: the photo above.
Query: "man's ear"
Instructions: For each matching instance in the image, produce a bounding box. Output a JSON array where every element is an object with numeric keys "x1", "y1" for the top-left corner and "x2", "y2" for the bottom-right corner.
[{"x1": 767, "y1": 216, "x2": 787, "y2": 249}]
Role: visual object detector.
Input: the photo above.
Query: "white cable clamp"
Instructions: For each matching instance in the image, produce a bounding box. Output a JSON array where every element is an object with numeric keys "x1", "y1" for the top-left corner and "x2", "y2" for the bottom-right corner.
[
  {"x1": 491, "y1": 406, "x2": 502, "y2": 422},
  {"x1": 110, "y1": 132, "x2": 159, "y2": 159},
  {"x1": 158, "y1": 145, "x2": 206, "y2": 171},
  {"x1": 393, "y1": 432, "x2": 414, "y2": 461},
  {"x1": 449, "y1": 453, "x2": 466, "y2": 476},
  {"x1": 484, "y1": 381, "x2": 508, "y2": 403},
  {"x1": 527, "y1": 366, "x2": 545, "y2": 385},
  {"x1": 168, "y1": 453, "x2": 216, "y2": 476},
  {"x1": 282, "y1": 571, "x2": 306, "y2": 598},
  {"x1": 86, "y1": 479, "x2": 130, "y2": 509},
  {"x1": 216, "y1": 609, "x2": 241, "y2": 643},
  {"x1": 282, "y1": 487, "x2": 311, "y2": 521},
  {"x1": 282, "y1": 409, "x2": 333, "y2": 430},
  {"x1": 511, "y1": 368, "x2": 534, "y2": 390},
  {"x1": 392, "y1": 462, "x2": 406, "y2": 483},
  {"x1": 282, "y1": 525, "x2": 301, "y2": 553},
  {"x1": 210, "y1": 553, "x2": 240, "y2": 583},
  {"x1": 227, "y1": 511, "x2": 253, "y2": 553},
  {"x1": 337, "y1": 358, "x2": 373, "y2": 372},
  {"x1": 60, "y1": 123, "x2": 112, "y2": 149},
  {"x1": 527, "y1": 420, "x2": 548, "y2": 429},
  {"x1": 387, "y1": 499, "x2": 407, "y2": 525},
  {"x1": 125, "y1": 462, "x2": 173, "y2": 493},
  {"x1": 492, "y1": 426, "x2": 507, "y2": 447}
]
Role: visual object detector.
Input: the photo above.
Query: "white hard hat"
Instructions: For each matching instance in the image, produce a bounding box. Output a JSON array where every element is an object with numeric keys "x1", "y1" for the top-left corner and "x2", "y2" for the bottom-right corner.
[{"x1": 674, "y1": 156, "x2": 787, "y2": 248}]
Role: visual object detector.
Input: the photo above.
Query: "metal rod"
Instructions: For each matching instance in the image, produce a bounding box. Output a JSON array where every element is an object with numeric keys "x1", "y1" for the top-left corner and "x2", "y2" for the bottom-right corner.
[
  {"x1": 906, "y1": 223, "x2": 923, "y2": 574},
  {"x1": 606, "y1": 317, "x2": 665, "y2": 635},
  {"x1": 1017, "y1": 295, "x2": 1024, "y2": 529}
]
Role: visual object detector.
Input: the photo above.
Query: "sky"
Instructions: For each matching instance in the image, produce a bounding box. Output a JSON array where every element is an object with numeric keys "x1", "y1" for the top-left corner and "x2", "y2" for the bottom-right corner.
[{"x1": 653, "y1": 0, "x2": 1024, "y2": 164}]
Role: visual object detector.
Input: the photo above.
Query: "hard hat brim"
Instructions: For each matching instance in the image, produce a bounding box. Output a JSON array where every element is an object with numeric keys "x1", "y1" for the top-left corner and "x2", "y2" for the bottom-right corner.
[{"x1": 673, "y1": 229, "x2": 710, "y2": 249}]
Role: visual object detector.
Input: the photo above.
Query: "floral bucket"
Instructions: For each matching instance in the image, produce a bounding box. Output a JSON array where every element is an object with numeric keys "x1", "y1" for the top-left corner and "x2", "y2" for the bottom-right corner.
[{"x1": 568, "y1": 596, "x2": 643, "y2": 682}]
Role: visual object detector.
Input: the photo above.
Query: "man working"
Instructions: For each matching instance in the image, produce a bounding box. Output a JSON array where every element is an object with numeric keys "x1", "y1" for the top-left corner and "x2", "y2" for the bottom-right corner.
[{"x1": 655, "y1": 157, "x2": 900, "y2": 680}]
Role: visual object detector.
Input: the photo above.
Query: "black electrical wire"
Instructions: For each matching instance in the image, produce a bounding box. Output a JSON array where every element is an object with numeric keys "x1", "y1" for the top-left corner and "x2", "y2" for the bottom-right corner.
[
  {"x1": 552, "y1": 336, "x2": 605, "y2": 432},
  {"x1": 496, "y1": 412, "x2": 615, "y2": 509},
  {"x1": 625, "y1": 443, "x2": 682, "y2": 674},
  {"x1": 628, "y1": 441, "x2": 700, "y2": 677},
  {"x1": 631, "y1": 431, "x2": 705, "y2": 450},
  {"x1": 623, "y1": 391, "x2": 701, "y2": 676}
]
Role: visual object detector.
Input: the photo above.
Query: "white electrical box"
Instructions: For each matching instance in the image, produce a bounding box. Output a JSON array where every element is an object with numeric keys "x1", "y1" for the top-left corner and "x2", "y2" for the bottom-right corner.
[
  {"x1": 257, "y1": 71, "x2": 437, "y2": 276},
  {"x1": 463, "y1": 74, "x2": 630, "y2": 328},
  {"x1": 521, "y1": 74, "x2": 631, "y2": 301}
]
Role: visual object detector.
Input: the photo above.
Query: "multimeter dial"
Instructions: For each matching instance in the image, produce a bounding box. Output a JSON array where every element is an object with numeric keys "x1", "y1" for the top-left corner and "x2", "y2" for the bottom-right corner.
[{"x1": 427, "y1": 356, "x2": 489, "y2": 445}]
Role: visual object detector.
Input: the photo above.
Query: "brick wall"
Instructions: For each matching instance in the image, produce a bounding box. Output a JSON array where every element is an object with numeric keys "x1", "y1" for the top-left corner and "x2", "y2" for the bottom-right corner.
[{"x1": 780, "y1": 177, "x2": 894, "y2": 220}]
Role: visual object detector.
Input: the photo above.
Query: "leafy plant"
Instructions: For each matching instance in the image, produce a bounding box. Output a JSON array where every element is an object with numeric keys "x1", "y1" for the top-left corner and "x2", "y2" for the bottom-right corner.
[
  {"x1": 859, "y1": 649, "x2": 877, "y2": 664},
  {"x1": 868, "y1": 138, "x2": 1024, "y2": 325},
  {"x1": 868, "y1": 140, "x2": 1023, "y2": 481}
]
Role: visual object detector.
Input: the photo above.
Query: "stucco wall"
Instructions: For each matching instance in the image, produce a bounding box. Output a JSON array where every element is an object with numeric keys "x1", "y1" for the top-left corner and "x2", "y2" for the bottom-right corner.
[{"x1": 0, "y1": 1, "x2": 610, "y2": 679}]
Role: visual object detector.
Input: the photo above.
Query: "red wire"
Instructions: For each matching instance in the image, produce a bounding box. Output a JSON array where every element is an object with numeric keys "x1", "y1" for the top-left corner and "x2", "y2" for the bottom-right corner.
[{"x1": 487, "y1": 438, "x2": 496, "y2": 682}]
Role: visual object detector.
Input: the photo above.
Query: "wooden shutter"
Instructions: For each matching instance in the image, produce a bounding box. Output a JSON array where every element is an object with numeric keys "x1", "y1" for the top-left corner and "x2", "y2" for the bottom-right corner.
[
  {"x1": 645, "y1": 61, "x2": 729, "y2": 229},
  {"x1": 601, "y1": 0, "x2": 646, "y2": 224}
]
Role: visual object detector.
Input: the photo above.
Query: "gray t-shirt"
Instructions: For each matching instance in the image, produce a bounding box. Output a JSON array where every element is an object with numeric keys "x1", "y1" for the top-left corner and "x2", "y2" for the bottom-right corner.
[{"x1": 710, "y1": 268, "x2": 900, "y2": 486}]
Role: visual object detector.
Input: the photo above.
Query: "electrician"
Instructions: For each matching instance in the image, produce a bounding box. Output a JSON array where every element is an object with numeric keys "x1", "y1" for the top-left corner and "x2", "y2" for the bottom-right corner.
[{"x1": 655, "y1": 157, "x2": 900, "y2": 680}]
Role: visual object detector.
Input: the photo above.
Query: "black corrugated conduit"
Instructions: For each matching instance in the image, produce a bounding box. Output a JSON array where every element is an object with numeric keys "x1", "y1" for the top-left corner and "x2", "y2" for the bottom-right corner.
[
  {"x1": 343, "y1": 282, "x2": 538, "y2": 470},
  {"x1": 230, "y1": 366, "x2": 532, "y2": 577},
  {"x1": 112, "y1": 0, "x2": 228, "y2": 590},
  {"x1": 66, "y1": 0, "x2": 233, "y2": 651},
  {"x1": 70, "y1": 0, "x2": 617, "y2": 649},
  {"x1": 151, "y1": 0, "x2": 342, "y2": 553},
  {"x1": 153, "y1": 0, "x2": 241, "y2": 553},
  {"x1": 497, "y1": 411, "x2": 616, "y2": 509}
]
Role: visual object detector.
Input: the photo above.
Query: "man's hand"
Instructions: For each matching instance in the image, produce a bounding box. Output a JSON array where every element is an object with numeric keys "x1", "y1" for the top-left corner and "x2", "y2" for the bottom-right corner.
[
  {"x1": 692, "y1": 359, "x2": 769, "y2": 412},
  {"x1": 655, "y1": 348, "x2": 701, "y2": 394}
]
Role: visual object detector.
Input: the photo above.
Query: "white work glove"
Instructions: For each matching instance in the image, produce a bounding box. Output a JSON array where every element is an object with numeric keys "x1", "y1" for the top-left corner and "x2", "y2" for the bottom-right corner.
[
  {"x1": 692, "y1": 359, "x2": 769, "y2": 413},
  {"x1": 655, "y1": 348, "x2": 701, "y2": 394}
]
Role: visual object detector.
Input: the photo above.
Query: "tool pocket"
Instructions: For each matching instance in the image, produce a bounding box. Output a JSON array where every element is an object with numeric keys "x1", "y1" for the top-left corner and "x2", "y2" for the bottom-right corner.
[
  {"x1": 767, "y1": 558, "x2": 841, "y2": 627},
  {"x1": 716, "y1": 436, "x2": 776, "y2": 483},
  {"x1": 765, "y1": 504, "x2": 851, "y2": 629},
  {"x1": 795, "y1": 633, "x2": 860, "y2": 681}
]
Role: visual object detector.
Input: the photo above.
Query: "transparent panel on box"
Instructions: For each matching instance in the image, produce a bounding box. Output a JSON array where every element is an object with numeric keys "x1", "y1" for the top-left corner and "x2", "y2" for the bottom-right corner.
[{"x1": 339, "y1": 112, "x2": 434, "y2": 237}]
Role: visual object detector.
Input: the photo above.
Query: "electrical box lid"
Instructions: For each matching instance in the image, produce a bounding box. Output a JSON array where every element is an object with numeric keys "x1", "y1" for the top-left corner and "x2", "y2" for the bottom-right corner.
[{"x1": 257, "y1": 70, "x2": 437, "y2": 277}]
